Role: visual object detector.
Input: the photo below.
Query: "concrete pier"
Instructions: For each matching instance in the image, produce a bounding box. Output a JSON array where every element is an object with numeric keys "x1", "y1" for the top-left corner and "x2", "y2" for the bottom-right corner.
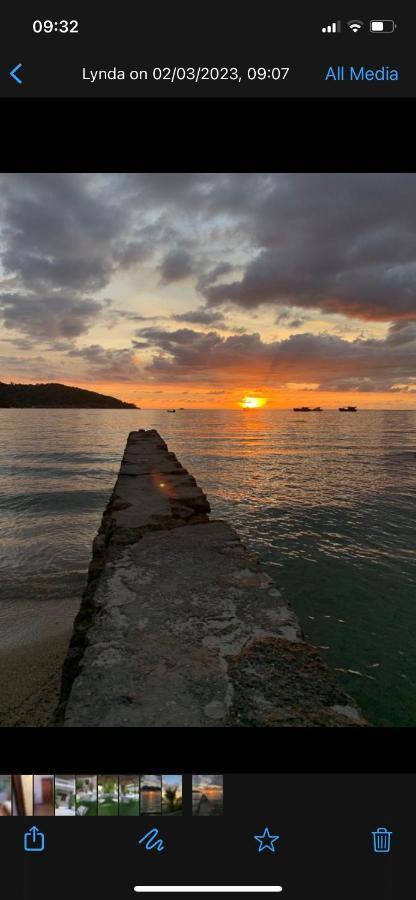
[{"x1": 57, "y1": 429, "x2": 366, "y2": 727}]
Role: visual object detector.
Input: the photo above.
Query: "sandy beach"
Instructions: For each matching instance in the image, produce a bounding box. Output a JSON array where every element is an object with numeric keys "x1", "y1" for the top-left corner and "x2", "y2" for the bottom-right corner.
[{"x1": 0, "y1": 597, "x2": 80, "y2": 726}]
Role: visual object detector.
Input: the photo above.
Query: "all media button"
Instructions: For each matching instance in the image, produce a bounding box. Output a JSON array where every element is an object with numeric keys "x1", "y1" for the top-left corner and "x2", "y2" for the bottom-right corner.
[{"x1": 324, "y1": 65, "x2": 399, "y2": 81}]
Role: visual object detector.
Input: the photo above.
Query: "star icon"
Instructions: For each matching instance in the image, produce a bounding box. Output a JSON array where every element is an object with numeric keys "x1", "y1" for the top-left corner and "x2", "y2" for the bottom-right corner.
[{"x1": 254, "y1": 827, "x2": 280, "y2": 853}]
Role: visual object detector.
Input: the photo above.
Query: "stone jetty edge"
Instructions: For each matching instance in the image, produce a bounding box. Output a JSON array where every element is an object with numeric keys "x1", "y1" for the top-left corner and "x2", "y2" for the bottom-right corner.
[{"x1": 56, "y1": 429, "x2": 367, "y2": 727}]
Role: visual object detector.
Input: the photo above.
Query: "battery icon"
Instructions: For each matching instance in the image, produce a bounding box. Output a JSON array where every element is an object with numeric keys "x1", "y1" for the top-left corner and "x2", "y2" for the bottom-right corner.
[{"x1": 370, "y1": 20, "x2": 396, "y2": 32}]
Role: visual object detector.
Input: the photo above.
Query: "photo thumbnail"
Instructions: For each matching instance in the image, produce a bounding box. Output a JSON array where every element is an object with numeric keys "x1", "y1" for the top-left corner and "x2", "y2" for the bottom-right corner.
[
  {"x1": 11, "y1": 776, "x2": 33, "y2": 816},
  {"x1": 119, "y1": 777, "x2": 140, "y2": 816},
  {"x1": 0, "y1": 775, "x2": 11, "y2": 816},
  {"x1": 34, "y1": 775, "x2": 54, "y2": 816},
  {"x1": 162, "y1": 775, "x2": 183, "y2": 815},
  {"x1": 192, "y1": 776, "x2": 223, "y2": 816},
  {"x1": 55, "y1": 776, "x2": 76, "y2": 816},
  {"x1": 98, "y1": 776, "x2": 119, "y2": 816},
  {"x1": 76, "y1": 776, "x2": 97, "y2": 817},
  {"x1": 140, "y1": 776, "x2": 162, "y2": 815}
]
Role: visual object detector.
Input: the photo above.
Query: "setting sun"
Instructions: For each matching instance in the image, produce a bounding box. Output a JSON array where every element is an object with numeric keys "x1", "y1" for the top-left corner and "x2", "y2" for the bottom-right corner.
[{"x1": 239, "y1": 395, "x2": 268, "y2": 409}]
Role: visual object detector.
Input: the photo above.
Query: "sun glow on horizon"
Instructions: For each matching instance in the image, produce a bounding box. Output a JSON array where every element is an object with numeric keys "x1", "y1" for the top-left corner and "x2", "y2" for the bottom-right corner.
[{"x1": 239, "y1": 395, "x2": 268, "y2": 409}]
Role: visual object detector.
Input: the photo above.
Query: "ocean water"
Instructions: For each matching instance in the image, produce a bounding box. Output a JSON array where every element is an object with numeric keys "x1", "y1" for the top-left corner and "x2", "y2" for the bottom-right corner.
[
  {"x1": 0, "y1": 408, "x2": 415, "y2": 726},
  {"x1": 140, "y1": 790, "x2": 162, "y2": 815}
]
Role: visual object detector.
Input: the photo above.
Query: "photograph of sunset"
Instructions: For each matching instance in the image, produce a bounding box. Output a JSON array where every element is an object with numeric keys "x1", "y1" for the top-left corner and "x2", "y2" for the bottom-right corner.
[
  {"x1": 0, "y1": 173, "x2": 415, "y2": 730},
  {"x1": 1, "y1": 173, "x2": 416, "y2": 410},
  {"x1": 140, "y1": 775, "x2": 162, "y2": 815},
  {"x1": 192, "y1": 775, "x2": 223, "y2": 815},
  {"x1": 162, "y1": 775, "x2": 182, "y2": 815}
]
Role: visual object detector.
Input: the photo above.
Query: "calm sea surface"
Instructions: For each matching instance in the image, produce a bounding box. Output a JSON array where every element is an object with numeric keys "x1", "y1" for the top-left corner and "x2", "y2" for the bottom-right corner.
[
  {"x1": 192, "y1": 791, "x2": 223, "y2": 815},
  {"x1": 140, "y1": 790, "x2": 162, "y2": 815},
  {"x1": 0, "y1": 408, "x2": 415, "y2": 726}
]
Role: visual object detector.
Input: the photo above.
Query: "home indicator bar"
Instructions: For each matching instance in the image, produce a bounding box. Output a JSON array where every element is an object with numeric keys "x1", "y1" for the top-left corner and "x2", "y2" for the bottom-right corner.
[{"x1": 133, "y1": 889, "x2": 283, "y2": 894}]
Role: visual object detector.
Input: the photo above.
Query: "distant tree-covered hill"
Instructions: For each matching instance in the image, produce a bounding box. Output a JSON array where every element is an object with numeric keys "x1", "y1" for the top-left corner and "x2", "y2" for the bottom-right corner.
[{"x1": 0, "y1": 382, "x2": 137, "y2": 408}]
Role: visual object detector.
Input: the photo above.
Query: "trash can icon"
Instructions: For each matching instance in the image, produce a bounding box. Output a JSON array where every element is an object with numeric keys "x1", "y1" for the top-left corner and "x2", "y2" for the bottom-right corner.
[{"x1": 371, "y1": 827, "x2": 392, "y2": 853}]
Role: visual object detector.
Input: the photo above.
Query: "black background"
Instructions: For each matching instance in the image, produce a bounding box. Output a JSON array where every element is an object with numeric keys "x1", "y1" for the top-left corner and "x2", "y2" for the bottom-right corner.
[
  {"x1": 1, "y1": 96, "x2": 412, "y2": 170},
  {"x1": 1, "y1": 721, "x2": 414, "y2": 773}
]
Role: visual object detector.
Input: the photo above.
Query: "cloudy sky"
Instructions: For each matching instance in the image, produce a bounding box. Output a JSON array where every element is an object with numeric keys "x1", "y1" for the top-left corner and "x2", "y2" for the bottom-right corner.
[
  {"x1": 162, "y1": 775, "x2": 182, "y2": 794},
  {"x1": 1, "y1": 173, "x2": 415, "y2": 408},
  {"x1": 193, "y1": 775, "x2": 223, "y2": 791},
  {"x1": 140, "y1": 775, "x2": 161, "y2": 789}
]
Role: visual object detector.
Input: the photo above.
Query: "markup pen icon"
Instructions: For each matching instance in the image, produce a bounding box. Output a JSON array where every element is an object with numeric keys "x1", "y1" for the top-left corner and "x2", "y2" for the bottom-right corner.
[
  {"x1": 139, "y1": 827, "x2": 165, "y2": 852},
  {"x1": 24, "y1": 825, "x2": 45, "y2": 852},
  {"x1": 371, "y1": 827, "x2": 392, "y2": 854}
]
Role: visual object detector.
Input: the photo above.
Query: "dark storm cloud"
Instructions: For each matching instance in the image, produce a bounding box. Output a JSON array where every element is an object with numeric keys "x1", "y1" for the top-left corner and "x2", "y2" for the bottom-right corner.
[
  {"x1": 132, "y1": 340, "x2": 152, "y2": 349},
  {"x1": 172, "y1": 307, "x2": 226, "y2": 326},
  {"x1": 1, "y1": 336, "x2": 40, "y2": 351},
  {"x1": 204, "y1": 249, "x2": 416, "y2": 321},
  {"x1": 0, "y1": 354, "x2": 65, "y2": 380},
  {"x1": 118, "y1": 173, "x2": 245, "y2": 214},
  {"x1": 104, "y1": 308, "x2": 168, "y2": 329},
  {"x1": 136, "y1": 324, "x2": 416, "y2": 390},
  {"x1": 0, "y1": 174, "x2": 154, "y2": 294},
  {"x1": 67, "y1": 344, "x2": 141, "y2": 381},
  {"x1": 0, "y1": 292, "x2": 105, "y2": 341},
  {"x1": 316, "y1": 377, "x2": 393, "y2": 392},
  {"x1": 275, "y1": 308, "x2": 306, "y2": 329},
  {"x1": 193, "y1": 775, "x2": 223, "y2": 790},
  {"x1": 120, "y1": 172, "x2": 416, "y2": 317},
  {"x1": 159, "y1": 248, "x2": 194, "y2": 282},
  {"x1": 128, "y1": 313, "x2": 165, "y2": 321},
  {"x1": 0, "y1": 173, "x2": 416, "y2": 385},
  {"x1": 119, "y1": 173, "x2": 416, "y2": 324},
  {"x1": 196, "y1": 262, "x2": 234, "y2": 291},
  {"x1": 384, "y1": 321, "x2": 416, "y2": 345},
  {"x1": 141, "y1": 775, "x2": 161, "y2": 789},
  {"x1": 2, "y1": 174, "x2": 416, "y2": 322},
  {"x1": 197, "y1": 173, "x2": 416, "y2": 322}
]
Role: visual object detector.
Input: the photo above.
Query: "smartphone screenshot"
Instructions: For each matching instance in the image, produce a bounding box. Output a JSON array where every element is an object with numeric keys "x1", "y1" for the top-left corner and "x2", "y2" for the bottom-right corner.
[{"x1": 0, "y1": 4, "x2": 414, "y2": 898}]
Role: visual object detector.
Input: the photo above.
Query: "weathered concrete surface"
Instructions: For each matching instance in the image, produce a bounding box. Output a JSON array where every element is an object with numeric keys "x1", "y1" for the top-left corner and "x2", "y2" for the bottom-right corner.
[{"x1": 57, "y1": 429, "x2": 366, "y2": 727}]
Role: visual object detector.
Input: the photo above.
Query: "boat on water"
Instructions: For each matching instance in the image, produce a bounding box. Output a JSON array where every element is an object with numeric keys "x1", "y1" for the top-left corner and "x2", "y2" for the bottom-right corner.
[
  {"x1": 166, "y1": 408, "x2": 176, "y2": 412},
  {"x1": 339, "y1": 406, "x2": 357, "y2": 412},
  {"x1": 293, "y1": 406, "x2": 322, "y2": 412}
]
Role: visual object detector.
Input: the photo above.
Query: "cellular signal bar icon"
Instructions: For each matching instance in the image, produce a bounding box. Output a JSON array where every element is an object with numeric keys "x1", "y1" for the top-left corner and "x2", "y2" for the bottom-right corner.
[{"x1": 322, "y1": 21, "x2": 341, "y2": 33}]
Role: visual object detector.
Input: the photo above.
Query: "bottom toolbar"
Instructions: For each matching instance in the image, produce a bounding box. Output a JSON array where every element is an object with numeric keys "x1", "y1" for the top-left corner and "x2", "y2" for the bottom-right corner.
[{"x1": 0, "y1": 774, "x2": 411, "y2": 900}]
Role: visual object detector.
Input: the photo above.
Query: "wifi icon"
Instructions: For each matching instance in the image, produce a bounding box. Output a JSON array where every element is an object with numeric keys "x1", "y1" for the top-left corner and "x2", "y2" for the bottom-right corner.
[{"x1": 347, "y1": 20, "x2": 364, "y2": 32}]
